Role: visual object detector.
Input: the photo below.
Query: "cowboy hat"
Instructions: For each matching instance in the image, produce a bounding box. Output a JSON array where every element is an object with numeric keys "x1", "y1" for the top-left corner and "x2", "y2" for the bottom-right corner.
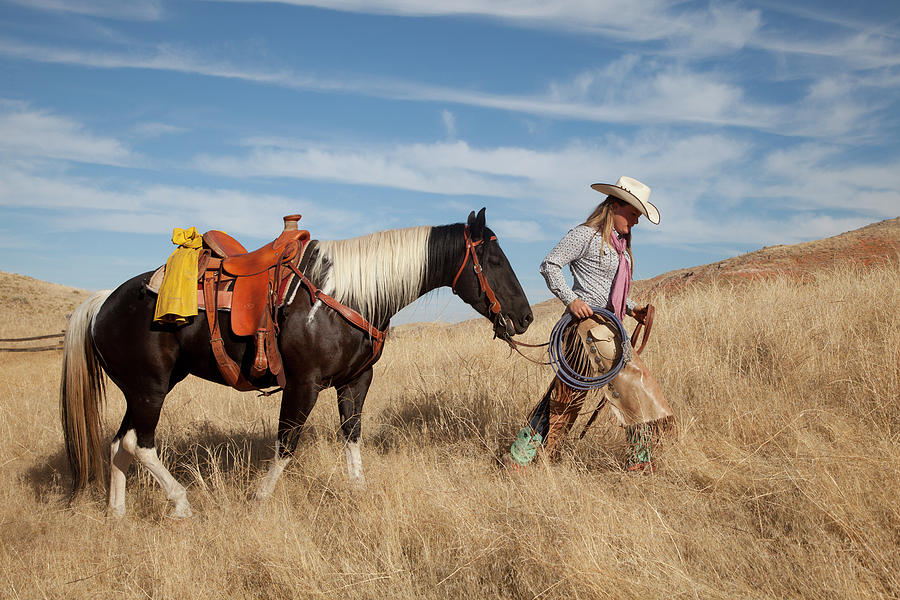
[{"x1": 591, "y1": 176, "x2": 660, "y2": 225}]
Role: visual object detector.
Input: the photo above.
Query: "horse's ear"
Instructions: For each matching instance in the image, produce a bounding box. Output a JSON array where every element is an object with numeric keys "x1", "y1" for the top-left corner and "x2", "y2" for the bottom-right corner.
[{"x1": 468, "y1": 207, "x2": 487, "y2": 240}]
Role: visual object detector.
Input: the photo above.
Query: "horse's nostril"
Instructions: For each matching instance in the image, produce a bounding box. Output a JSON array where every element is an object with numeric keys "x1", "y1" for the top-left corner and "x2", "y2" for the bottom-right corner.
[{"x1": 522, "y1": 312, "x2": 534, "y2": 327}]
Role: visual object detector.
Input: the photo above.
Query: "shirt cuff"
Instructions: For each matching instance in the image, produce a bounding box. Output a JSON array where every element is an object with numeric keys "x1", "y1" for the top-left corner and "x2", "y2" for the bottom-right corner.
[{"x1": 558, "y1": 289, "x2": 578, "y2": 306}]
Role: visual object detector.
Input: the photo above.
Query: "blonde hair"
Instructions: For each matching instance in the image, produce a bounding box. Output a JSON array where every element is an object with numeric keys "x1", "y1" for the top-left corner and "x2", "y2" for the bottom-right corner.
[{"x1": 582, "y1": 197, "x2": 633, "y2": 273}]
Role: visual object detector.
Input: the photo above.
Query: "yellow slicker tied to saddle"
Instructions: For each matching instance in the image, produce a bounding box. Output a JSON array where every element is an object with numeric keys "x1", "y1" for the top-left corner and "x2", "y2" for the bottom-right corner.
[{"x1": 153, "y1": 227, "x2": 204, "y2": 325}]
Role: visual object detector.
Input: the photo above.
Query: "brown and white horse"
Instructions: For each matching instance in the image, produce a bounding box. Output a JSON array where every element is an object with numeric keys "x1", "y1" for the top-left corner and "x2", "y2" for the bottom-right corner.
[{"x1": 60, "y1": 209, "x2": 532, "y2": 517}]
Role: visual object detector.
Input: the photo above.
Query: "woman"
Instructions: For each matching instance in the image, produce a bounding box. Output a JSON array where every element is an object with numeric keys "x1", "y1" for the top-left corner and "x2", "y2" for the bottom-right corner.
[{"x1": 505, "y1": 176, "x2": 673, "y2": 472}]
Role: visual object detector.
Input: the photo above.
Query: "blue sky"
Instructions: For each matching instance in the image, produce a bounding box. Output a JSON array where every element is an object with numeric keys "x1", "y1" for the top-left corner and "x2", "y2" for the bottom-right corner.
[{"x1": 1, "y1": 0, "x2": 898, "y2": 324}]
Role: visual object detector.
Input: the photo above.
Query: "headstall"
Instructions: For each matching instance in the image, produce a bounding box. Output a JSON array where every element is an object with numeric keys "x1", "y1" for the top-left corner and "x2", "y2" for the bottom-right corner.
[{"x1": 451, "y1": 226, "x2": 502, "y2": 316}]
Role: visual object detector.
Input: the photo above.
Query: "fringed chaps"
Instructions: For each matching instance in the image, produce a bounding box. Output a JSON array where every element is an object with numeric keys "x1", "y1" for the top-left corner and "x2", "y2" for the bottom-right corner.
[{"x1": 529, "y1": 313, "x2": 674, "y2": 460}]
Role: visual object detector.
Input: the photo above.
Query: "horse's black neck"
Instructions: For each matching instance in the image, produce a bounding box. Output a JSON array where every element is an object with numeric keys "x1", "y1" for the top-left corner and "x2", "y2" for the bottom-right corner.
[{"x1": 422, "y1": 224, "x2": 467, "y2": 295}]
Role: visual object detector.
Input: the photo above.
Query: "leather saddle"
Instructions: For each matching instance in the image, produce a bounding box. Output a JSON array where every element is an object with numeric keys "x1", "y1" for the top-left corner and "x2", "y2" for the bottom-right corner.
[
  {"x1": 200, "y1": 215, "x2": 310, "y2": 391},
  {"x1": 148, "y1": 213, "x2": 386, "y2": 391}
]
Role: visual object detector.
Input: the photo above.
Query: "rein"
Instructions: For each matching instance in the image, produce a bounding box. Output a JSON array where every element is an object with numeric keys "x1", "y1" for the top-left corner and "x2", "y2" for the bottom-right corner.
[{"x1": 630, "y1": 303, "x2": 654, "y2": 355}]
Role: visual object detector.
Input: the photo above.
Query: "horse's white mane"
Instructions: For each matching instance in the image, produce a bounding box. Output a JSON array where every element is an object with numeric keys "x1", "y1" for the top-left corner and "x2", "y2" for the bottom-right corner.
[{"x1": 309, "y1": 225, "x2": 431, "y2": 324}]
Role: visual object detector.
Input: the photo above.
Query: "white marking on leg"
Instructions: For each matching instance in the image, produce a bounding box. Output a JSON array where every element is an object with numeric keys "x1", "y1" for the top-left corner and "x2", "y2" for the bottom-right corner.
[
  {"x1": 133, "y1": 444, "x2": 193, "y2": 518},
  {"x1": 108, "y1": 431, "x2": 135, "y2": 518},
  {"x1": 255, "y1": 440, "x2": 291, "y2": 501},
  {"x1": 345, "y1": 440, "x2": 366, "y2": 490}
]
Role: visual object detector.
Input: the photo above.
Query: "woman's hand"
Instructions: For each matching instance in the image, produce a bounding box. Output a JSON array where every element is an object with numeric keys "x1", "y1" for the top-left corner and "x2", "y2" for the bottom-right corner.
[
  {"x1": 567, "y1": 299, "x2": 593, "y2": 319},
  {"x1": 632, "y1": 304, "x2": 649, "y2": 324}
]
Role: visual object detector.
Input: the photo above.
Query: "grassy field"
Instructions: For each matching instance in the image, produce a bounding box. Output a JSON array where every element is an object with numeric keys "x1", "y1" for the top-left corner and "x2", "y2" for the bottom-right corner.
[{"x1": 1, "y1": 260, "x2": 898, "y2": 599}]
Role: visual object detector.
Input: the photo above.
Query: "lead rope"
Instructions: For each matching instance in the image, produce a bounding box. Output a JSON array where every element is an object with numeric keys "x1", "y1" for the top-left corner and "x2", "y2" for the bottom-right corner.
[{"x1": 504, "y1": 337, "x2": 551, "y2": 365}]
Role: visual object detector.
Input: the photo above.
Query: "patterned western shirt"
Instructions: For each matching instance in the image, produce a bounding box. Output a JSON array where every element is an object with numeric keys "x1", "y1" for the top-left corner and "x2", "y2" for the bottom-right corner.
[{"x1": 539, "y1": 225, "x2": 636, "y2": 315}]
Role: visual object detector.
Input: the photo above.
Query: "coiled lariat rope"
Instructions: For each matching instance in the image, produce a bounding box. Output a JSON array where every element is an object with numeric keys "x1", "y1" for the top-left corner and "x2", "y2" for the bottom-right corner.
[
  {"x1": 548, "y1": 306, "x2": 627, "y2": 391},
  {"x1": 505, "y1": 306, "x2": 628, "y2": 391}
]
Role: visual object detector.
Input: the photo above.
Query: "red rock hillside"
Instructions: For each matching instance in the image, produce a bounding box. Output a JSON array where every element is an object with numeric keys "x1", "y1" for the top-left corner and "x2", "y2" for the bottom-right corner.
[{"x1": 532, "y1": 216, "x2": 899, "y2": 317}]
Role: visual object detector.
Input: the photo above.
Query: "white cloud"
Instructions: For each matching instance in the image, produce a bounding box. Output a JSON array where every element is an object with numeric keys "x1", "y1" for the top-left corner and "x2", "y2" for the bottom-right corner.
[
  {"x1": 441, "y1": 109, "x2": 456, "y2": 138},
  {"x1": 757, "y1": 144, "x2": 900, "y2": 217},
  {"x1": 132, "y1": 122, "x2": 188, "y2": 138},
  {"x1": 193, "y1": 141, "x2": 528, "y2": 198},
  {"x1": 0, "y1": 103, "x2": 133, "y2": 166},
  {"x1": 193, "y1": 133, "x2": 752, "y2": 218},
  {"x1": 750, "y1": 29, "x2": 900, "y2": 71},
  {"x1": 0, "y1": 37, "x2": 861, "y2": 136},
  {"x1": 651, "y1": 208, "x2": 877, "y2": 250},
  {"x1": 227, "y1": 0, "x2": 761, "y2": 52},
  {"x1": 1, "y1": 129, "x2": 894, "y2": 270},
  {"x1": 0, "y1": 165, "x2": 362, "y2": 239},
  {"x1": 224, "y1": 0, "x2": 900, "y2": 70},
  {"x1": 490, "y1": 219, "x2": 545, "y2": 241},
  {"x1": 7, "y1": 0, "x2": 164, "y2": 21}
]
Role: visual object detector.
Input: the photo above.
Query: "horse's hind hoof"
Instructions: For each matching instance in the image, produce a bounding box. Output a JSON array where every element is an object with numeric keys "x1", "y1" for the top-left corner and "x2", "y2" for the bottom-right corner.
[
  {"x1": 349, "y1": 475, "x2": 367, "y2": 492},
  {"x1": 169, "y1": 503, "x2": 194, "y2": 519}
]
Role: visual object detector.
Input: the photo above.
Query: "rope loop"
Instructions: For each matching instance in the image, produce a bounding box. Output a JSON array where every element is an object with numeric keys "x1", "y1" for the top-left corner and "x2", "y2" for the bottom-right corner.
[{"x1": 548, "y1": 307, "x2": 627, "y2": 391}]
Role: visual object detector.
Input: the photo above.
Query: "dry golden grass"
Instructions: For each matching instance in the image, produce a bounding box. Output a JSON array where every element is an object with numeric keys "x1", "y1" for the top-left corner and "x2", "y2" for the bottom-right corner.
[
  {"x1": 1, "y1": 261, "x2": 898, "y2": 599},
  {"x1": 0, "y1": 271, "x2": 90, "y2": 340}
]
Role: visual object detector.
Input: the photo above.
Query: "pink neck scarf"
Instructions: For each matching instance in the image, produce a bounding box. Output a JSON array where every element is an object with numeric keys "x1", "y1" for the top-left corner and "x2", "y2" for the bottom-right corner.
[{"x1": 607, "y1": 232, "x2": 631, "y2": 320}]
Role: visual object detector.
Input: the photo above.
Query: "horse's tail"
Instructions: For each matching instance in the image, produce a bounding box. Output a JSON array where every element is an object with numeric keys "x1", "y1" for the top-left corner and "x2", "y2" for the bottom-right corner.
[{"x1": 59, "y1": 290, "x2": 112, "y2": 495}]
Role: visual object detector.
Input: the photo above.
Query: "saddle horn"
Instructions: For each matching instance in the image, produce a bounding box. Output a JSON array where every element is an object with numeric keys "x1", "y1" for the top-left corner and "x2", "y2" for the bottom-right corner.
[{"x1": 283, "y1": 214, "x2": 302, "y2": 231}]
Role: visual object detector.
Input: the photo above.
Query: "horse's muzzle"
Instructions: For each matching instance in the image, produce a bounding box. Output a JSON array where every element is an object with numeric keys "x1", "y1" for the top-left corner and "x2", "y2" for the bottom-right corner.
[{"x1": 495, "y1": 311, "x2": 531, "y2": 339}]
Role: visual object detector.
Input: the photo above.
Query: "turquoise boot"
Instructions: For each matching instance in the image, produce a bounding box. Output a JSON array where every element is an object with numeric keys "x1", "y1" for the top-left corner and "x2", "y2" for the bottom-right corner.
[
  {"x1": 504, "y1": 427, "x2": 543, "y2": 468},
  {"x1": 625, "y1": 423, "x2": 655, "y2": 472}
]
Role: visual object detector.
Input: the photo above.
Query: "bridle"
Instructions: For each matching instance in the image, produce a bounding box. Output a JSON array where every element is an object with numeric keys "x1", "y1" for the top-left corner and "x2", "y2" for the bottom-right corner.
[{"x1": 451, "y1": 225, "x2": 506, "y2": 333}]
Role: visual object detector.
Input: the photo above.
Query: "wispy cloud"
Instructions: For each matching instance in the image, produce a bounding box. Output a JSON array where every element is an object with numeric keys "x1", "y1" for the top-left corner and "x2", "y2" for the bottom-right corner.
[
  {"x1": 441, "y1": 109, "x2": 456, "y2": 139},
  {"x1": 226, "y1": 0, "x2": 900, "y2": 67},
  {"x1": 1, "y1": 36, "x2": 887, "y2": 138},
  {"x1": 0, "y1": 101, "x2": 134, "y2": 166},
  {"x1": 2, "y1": 124, "x2": 894, "y2": 255},
  {"x1": 6, "y1": 0, "x2": 164, "y2": 21},
  {"x1": 0, "y1": 164, "x2": 363, "y2": 239},
  {"x1": 193, "y1": 133, "x2": 751, "y2": 212},
  {"x1": 491, "y1": 219, "x2": 546, "y2": 242},
  {"x1": 225, "y1": 0, "x2": 763, "y2": 52},
  {"x1": 757, "y1": 143, "x2": 900, "y2": 217},
  {"x1": 132, "y1": 122, "x2": 188, "y2": 138}
]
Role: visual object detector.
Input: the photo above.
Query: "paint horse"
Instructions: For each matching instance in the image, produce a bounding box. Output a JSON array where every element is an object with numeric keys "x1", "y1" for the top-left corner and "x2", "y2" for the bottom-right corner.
[{"x1": 60, "y1": 209, "x2": 533, "y2": 517}]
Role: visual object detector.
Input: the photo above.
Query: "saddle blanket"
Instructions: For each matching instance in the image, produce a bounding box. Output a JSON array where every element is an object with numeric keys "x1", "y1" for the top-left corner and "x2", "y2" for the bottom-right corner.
[{"x1": 146, "y1": 265, "x2": 303, "y2": 314}]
